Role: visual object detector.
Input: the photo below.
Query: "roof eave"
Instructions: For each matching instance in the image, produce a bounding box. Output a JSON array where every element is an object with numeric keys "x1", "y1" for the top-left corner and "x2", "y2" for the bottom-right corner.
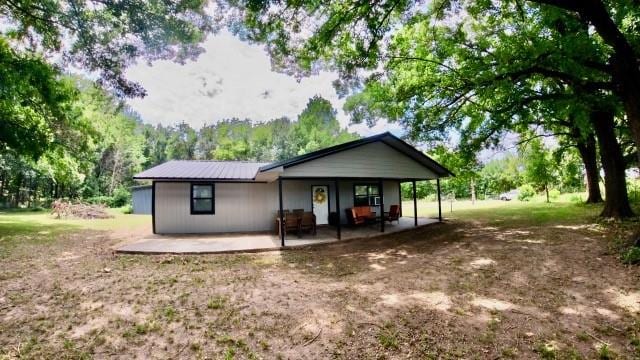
[{"x1": 133, "y1": 177, "x2": 262, "y2": 182}]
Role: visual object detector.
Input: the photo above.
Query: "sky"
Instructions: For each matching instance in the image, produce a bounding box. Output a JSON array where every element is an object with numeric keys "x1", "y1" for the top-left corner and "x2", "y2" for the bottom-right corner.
[
  {"x1": 123, "y1": 30, "x2": 525, "y2": 162},
  {"x1": 125, "y1": 30, "x2": 403, "y2": 137}
]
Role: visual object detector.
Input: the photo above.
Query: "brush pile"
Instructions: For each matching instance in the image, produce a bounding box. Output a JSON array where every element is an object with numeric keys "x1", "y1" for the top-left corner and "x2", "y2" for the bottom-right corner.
[{"x1": 51, "y1": 199, "x2": 113, "y2": 219}]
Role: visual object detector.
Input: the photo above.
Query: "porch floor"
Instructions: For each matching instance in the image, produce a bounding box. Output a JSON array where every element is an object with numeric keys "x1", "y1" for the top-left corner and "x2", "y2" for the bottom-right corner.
[{"x1": 114, "y1": 216, "x2": 439, "y2": 254}]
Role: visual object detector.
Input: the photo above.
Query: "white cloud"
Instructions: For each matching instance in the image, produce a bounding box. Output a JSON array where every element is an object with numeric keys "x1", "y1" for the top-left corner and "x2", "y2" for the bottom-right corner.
[{"x1": 125, "y1": 30, "x2": 402, "y2": 137}]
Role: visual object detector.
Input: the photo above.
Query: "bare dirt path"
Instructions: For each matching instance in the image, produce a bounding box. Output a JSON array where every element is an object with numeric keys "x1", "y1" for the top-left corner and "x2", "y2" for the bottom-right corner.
[{"x1": 1, "y1": 218, "x2": 639, "y2": 359}]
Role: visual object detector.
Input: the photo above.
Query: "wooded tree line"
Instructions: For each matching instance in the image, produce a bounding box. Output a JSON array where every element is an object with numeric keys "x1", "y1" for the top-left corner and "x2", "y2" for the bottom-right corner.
[
  {"x1": 405, "y1": 138, "x2": 592, "y2": 202},
  {"x1": 0, "y1": 83, "x2": 357, "y2": 208}
]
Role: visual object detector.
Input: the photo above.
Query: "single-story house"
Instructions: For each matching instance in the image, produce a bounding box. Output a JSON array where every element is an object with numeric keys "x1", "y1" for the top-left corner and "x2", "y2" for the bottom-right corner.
[{"x1": 133, "y1": 132, "x2": 453, "y2": 245}]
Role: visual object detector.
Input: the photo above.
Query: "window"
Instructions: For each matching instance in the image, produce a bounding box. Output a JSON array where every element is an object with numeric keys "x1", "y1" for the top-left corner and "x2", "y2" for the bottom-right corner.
[
  {"x1": 191, "y1": 183, "x2": 215, "y2": 214},
  {"x1": 354, "y1": 184, "x2": 380, "y2": 207}
]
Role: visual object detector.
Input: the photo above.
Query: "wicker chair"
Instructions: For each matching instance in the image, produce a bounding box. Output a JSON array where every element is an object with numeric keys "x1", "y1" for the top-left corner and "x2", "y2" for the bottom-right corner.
[
  {"x1": 284, "y1": 212, "x2": 301, "y2": 237},
  {"x1": 299, "y1": 212, "x2": 316, "y2": 235}
]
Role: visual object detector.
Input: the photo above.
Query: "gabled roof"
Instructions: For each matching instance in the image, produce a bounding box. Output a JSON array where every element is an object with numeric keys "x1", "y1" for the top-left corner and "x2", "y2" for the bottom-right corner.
[
  {"x1": 134, "y1": 160, "x2": 269, "y2": 180},
  {"x1": 258, "y1": 132, "x2": 454, "y2": 177},
  {"x1": 134, "y1": 132, "x2": 454, "y2": 181}
]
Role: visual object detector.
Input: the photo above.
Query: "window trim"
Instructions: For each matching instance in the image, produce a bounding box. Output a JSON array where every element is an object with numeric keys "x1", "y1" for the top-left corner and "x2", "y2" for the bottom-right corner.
[
  {"x1": 353, "y1": 183, "x2": 380, "y2": 207},
  {"x1": 190, "y1": 182, "x2": 215, "y2": 215}
]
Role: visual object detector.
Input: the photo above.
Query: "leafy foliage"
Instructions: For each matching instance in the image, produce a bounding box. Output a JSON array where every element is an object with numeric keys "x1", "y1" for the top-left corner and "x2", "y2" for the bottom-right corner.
[
  {"x1": 0, "y1": 38, "x2": 86, "y2": 159},
  {"x1": 217, "y1": 0, "x2": 639, "y2": 218},
  {"x1": 521, "y1": 138, "x2": 557, "y2": 201},
  {"x1": 518, "y1": 184, "x2": 537, "y2": 202},
  {"x1": 1, "y1": 0, "x2": 212, "y2": 97}
]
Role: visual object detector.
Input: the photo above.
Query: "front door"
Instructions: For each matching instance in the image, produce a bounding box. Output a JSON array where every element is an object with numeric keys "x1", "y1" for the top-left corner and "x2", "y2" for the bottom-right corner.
[{"x1": 311, "y1": 185, "x2": 329, "y2": 225}]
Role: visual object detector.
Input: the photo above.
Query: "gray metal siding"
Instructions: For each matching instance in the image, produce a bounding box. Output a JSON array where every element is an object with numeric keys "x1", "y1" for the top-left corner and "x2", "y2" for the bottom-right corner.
[
  {"x1": 132, "y1": 187, "x2": 152, "y2": 214},
  {"x1": 155, "y1": 182, "x2": 278, "y2": 234},
  {"x1": 153, "y1": 180, "x2": 401, "y2": 233},
  {"x1": 281, "y1": 142, "x2": 437, "y2": 179}
]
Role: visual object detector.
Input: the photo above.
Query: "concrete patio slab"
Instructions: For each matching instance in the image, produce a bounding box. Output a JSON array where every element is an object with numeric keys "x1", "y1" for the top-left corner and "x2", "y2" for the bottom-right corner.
[{"x1": 114, "y1": 216, "x2": 438, "y2": 254}]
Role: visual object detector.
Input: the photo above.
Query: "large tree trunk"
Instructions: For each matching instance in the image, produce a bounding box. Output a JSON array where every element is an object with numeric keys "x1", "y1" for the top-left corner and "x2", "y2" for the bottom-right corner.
[
  {"x1": 591, "y1": 110, "x2": 634, "y2": 218},
  {"x1": 545, "y1": 183, "x2": 549, "y2": 203},
  {"x1": 611, "y1": 54, "x2": 640, "y2": 167},
  {"x1": 575, "y1": 132, "x2": 603, "y2": 203},
  {"x1": 470, "y1": 180, "x2": 476, "y2": 204}
]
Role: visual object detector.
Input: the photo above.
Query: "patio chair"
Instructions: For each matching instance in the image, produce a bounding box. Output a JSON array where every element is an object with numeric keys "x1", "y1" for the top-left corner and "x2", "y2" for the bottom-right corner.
[
  {"x1": 284, "y1": 212, "x2": 301, "y2": 237},
  {"x1": 299, "y1": 212, "x2": 316, "y2": 235},
  {"x1": 385, "y1": 205, "x2": 400, "y2": 224},
  {"x1": 292, "y1": 208, "x2": 305, "y2": 215},
  {"x1": 347, "y1": 207, "x2": 374, "y2": 226},
  {"x1": 277, "y1": 209, "x2": 290, "y2": 217}
]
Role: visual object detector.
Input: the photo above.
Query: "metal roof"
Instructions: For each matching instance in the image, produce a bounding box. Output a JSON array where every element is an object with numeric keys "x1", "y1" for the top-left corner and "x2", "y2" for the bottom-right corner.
[
  {"x1": 134, "y1": 132, "x2": 454, "y2": 181},
  {"x1": 134, "y1": 160, "x2": 269, "y2": 180}
]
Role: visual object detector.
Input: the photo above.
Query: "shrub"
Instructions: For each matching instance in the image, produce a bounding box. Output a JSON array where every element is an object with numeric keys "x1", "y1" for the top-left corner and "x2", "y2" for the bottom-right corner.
[
  {"x1": 569, "y1": 194, "x2": 584, "y2": 203},
  {"x1": 87, "y1": 196, "x2": 113, "y2": 206},
  {"x1": 548, "y1": 189, "x2": 560, "y2": 200},
  {"x1": 111, "y1": 187, "x2": 131, "y2": 208},
  {"x1": 121, "y1": 205, "x2": 133, "y2": 214},
  {"x1": 518, "y1": 184, "x2": 536, "y2": 201},
  {"x1": 621, "y1": 247, "x2": 640, "y2": 265}
]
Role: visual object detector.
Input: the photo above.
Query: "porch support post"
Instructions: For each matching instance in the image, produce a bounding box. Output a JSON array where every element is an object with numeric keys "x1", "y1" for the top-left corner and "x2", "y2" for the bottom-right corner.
[
  {"x1": 412, "y1": 180, "x2": 417, "y2": 227},
  {"x1": 379, "y1": 179, "x2": 385, "y2": 232},
  {"x1": 437, "y1": 178, "x2": 442, "y2": 222},
  {"x1": 334, "y1": 179, "x2": 341, "y2": 240},
  {"x1": 278, "y1": 177, "x2": 285, "y2": 247},
  {"x1": 151, "y1": 181, "x2": 156, "y2": 234},
  {"x1": 398, "y1": 181, "x2": 402, "y2": 217}
]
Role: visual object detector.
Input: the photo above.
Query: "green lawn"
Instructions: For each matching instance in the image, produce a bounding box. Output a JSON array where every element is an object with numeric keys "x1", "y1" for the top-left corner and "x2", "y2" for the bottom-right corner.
[
  {"x1": 0, "y1": 208, "x2": 150, "y2": 258},
  {"x1": 0, "y1": 208, "x2": 149, "y2": 235},
  {"x1": 403, "y1": 192, "x2": 604, "y2": 227}
]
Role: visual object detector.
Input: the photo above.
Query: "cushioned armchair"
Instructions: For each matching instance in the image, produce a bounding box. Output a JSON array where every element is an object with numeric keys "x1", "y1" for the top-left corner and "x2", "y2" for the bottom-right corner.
[{"x1": 346, "y1": 206, "x2": 377, "y2": 225}]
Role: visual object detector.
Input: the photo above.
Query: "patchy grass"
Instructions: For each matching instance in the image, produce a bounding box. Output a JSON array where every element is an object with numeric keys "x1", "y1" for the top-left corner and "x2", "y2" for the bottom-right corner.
[{"x1": 1, "y1": 201, "x2": 639, "y2": 358}]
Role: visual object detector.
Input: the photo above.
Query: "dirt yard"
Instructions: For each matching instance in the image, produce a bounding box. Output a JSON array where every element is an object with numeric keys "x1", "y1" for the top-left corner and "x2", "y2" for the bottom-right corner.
[{"x1": 1, "y1": 206, "x2": 639, "y2": 359}]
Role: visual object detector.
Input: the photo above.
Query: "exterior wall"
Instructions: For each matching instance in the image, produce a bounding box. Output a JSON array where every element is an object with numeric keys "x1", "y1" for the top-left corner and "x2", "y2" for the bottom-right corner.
[
  {"x1": 153, "y1": 179, "x2": 401, "y2": 233},
  {"x1": 154, "y1": 182, "x2": 278, "y2": 234},
  {"x1": 336, "y1": 180, "x2": 400, "y2": 224},
  {"x1": 132, "y1": 186, "x2": 152, "y2": 214},
  {"x1": 280, "y1": 180, "x2": 337, "y2": 213},
  {"x1": 281, "y1": 142, "x2": 437, "y2": 179}
]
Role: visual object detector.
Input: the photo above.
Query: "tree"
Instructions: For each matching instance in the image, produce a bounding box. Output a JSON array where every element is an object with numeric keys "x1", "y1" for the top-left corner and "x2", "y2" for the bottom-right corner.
[
  {"x1": 77, "y1": 80, "x2": 146, "y2": 197},
  {"x1": 1, "y1": 0, "x2": 211, "y2": 97},
  {"x1": 480, "y1": 155, "x2": 525, "y2": 196},
  {"x1": 221, "y1": 0, "x2": 640, "y2": 163},
  {"x1": 590, "y1": 110, "x2": 634, "y2": 217},
  {"x1": 521, "y1": 138, "x2": 556, "y2": 203},
  {"x1": 0, "y1": 38, "x2": 83, "y2": 159},
  {"x1": 526, "y1": 0, "x2": 640, "y2": 165},
  {"x1": 291, "y1": 96, "x2": 359, "y2": 155},
  {"x1": 218, "y1": 0, "x2": 637, "y2": 218},
  {"x1": 166, "y1": 122, "x2": 198, "y2": 160},
  {"x1": 0, "y1": 0, "x2": 211, "y2": 168},
  {"x1": 430, "y1": 146, "x2": 481, "y2": 202}
]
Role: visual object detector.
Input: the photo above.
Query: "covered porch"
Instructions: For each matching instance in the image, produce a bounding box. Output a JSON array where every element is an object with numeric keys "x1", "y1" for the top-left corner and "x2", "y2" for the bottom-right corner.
[
  {"x1": 275, "y1": 177, "x2": 443, "y2": 246},
  {"x1": 115, "y1": 216, "x2": 438, "y2": 254}
]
